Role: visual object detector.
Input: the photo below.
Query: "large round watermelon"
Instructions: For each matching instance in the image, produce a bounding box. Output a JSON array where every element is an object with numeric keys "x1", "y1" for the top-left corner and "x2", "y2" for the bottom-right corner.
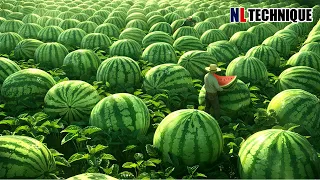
[
  {"x1": 109, "y1": 39, "x2": 142, "y2": 60},
  {"x1": 14, "y1": 39, "x2": 44, "y2": 60},
  {"x1": 173, "y1": 36, "x2": 204, "y2": 52},
  {"x1": 0, "y1": 32, "x2": 23, "y2": 55},
  {"x1": 80, "y1": 33, "x2": 112, "y2": 52},
  {"x1": 229, "y1": 31, "x2": 258, "y2": 53},
  {"x1": 142, "y1": 42, "x2": 178, "y2": 65},
  {"x1": 17, "y1": 23, "x2": 43, "y2": 39},
  {"x1": 57, "y1": 28, "x2": 87, "y2": 49},
  {"x1": 207, "y1": 40, "x2": 239, "y2": 64},
  {"x1": 0, "y1": 57, "x2": 21, "y2": 84},
  {"x1": 262, "y1": 36, "x2": 290, "y2": 58},
  {"x1": 246, "y1": 44, "x2": 280, "y2": 68},
  {"x1": 66, "y1": 173, "x2": 117, "y2": 180},
  {"x1": 286, "y1": 51, "x2": 320, "y2": 71},
  {"x1": 37, "y1": 26, "x2": 64, "y2": 43}
]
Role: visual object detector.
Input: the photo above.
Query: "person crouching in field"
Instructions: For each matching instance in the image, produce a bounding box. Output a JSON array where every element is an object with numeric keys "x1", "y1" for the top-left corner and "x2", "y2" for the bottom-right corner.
[
  {"x1": 204, "y1": 64, "x2": 223, "y2": 119},
  {"x1": 181, "y1": 16, "x2": 197, "y2": 27}
]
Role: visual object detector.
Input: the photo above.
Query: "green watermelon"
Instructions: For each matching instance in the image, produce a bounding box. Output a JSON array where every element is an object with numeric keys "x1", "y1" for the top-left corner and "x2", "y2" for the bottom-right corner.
[
  {"x1": 276, "y1": 66, "x2": 320, "y2": 95},
  {"x1": 142, "y1": 31, "x2": 174, "y2": 48},
  {"x1": 239, "y1": 129, "x2": 320, "y2": 179},
  {"x1": 267, "y1": 89, "x2": 320, "y2": 136},
  {"x1": 66, "y1": 173, "x2": 117, "y2": 180},
  {"x1": 194, "y1": 21, "x2": 216, "y2": 36},
  {"x1": 0, "y1": 32, "x2": 23, "y2": 55},
  {"x1": 246, "y1": 44, "x2": 281, "y2": 68},
  {"x1": 0, "y1": 135, "x2": 56, "y2": 179},
  {"x1": 218, "y1": 23, "x2": 241, "y2": 39},
  {"x1": 93, "y1": 10, "x2": 110, "y2": 18},
  {"x1": 177, "y1": 50, "x2": 217, "y2": 79},
  {"x1": 37, "y1": 26, "x2": 64, "y2": 43},
  {"x1": 274, "y1": 29, "x2": 299, "y2": 50},
  {"x1": 149, "y1": 22, "x2": 173, "y2": 35},
  {"x1": 36, "y1": 16, "x2": 52, "y2": 27},
  {"x1": 87, "y1": 15, "x2": 105, "y2": 25},
  {"x1": 76, "y1": 21, "x2": 98, "y2": 33},
  {"x1": 44, "y1": 80, "x2": 101, "y2": 123},
  {"x1": 142, "y1": 42, "x2": 178, "y2": 65},
  {"x1": 1, "y1": 68, "x2": 56, "y2": 107},
  {"x1": 143, "y1": 63, "x2": 193, "y2": 95},
  {"x1": 71, "y1": 13, "x2": 90, "y2": 22},
  {"x1": 164, "y1": 12, "x2": 181, "y2": 24},
  {"x1": 229, "y1": 31, "x2": 258, "y2": 53},
  {"x1": 80, "y1": 33, "x2": 112, "y2": 52},
  {"x1": 262, "y1": 36, "x2": 291, "y2": 58},
  {"x1": 126, "y1": 19, "x2": 149, "y2": 31},
  {"x1": 0, "y1": 57, "x2": 21, "y2": 83},
  {"x1": 57, "y1": 28, "x2": 87, "y2": 50},
  {"x1": 63, "y1": 49, "x2": 101, "y2": 78},
  {"x1": 286, "y1": 51, "x2": 320, "y2": 71},
  {"x1": 207, "y1": 40, "x2": 240, "y2": 64},
  {"x1": 200, "y1": 29, "x2": 228, "y2": 46},
  {"x1": 153, "y1": 109, "x2": 223, "y2": 166},
  {"x1": 104, "y1": 17, "x2": 126, "y2": 29},
  {"x1": 22, "y1": 14, "x2": 40, "y2": 23},
  {"x1": 17, "y1": 23, "x2": 43, "y2": 39},
  {"x1": 172, "y1": 26, "x2": 200, "y2": 40},
  {"x1": 57, "y1": 12, "x2": 75, "y2": 20},
  {"x1": 173, "y1": 36, "x2": 204, "y2": 51},
  {"x1": 247, "y1": 25, "x2": 272, "y2": 44},
  {"x1": 14, "y1": 39, "x2": 44, "y2": 60},
  {"x1": 284, "y1": 22, "x2": 305, "y2": 36},
  {"x1": 89, "y1": 93, "x2": 150, "y2": 136},
  {"x1": 109, "y1": 39, "x2": 142, "y2": 60},
  {"x1": 45, "y1": 17, "x2": 63, "y2": 27},
  {"x1": 34, "y1": 42, "x2": 69, "y2": 69},
  {"x1": 125, "y1": 12, "x2": 147, "y2": 23},
  {"x1": 94, "y1": 23, "x2": 121, "y2": 39},
  {"x1": 0, "y1": 19, "x2": 24, "y2": 33},
  {"x1": 119, "y1": 27, "x2": 146, "y2": 46},
  {"x1": 199, "y1": 80, "x2": 251, "y2": 115},
  {"x1": 96, "y1": 56, "x2": 142, "y2": 90},
  {"x1": 299, "y1": 42, "x2": 320, "y2": 55},
  {"x1": 58, "y1": 19, "x2": 80, "y2": 30},
  {"x1": 147, "y1": 15, "x2": 166, "y2": 28}
]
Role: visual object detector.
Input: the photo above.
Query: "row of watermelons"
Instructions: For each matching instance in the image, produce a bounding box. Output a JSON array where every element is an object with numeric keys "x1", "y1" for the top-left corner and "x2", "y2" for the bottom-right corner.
[{"x1": 0, "y1": 0, "x2": 320, "y2": 179}]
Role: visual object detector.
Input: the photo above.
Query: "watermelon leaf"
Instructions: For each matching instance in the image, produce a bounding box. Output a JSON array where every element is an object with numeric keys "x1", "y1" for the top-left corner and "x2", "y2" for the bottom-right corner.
[
  {"x1": 68, "y1": 153, "x2": 89, "y2": 163},
  {"x1": 55, "y1": 156, "x2": 71, "y2": 167},
  {"x1": 61, "y1": 132, "x2": 79, "y2": 145},
  {"x1": 61, "y1": 125, "x2": 81, "y2": 134}
]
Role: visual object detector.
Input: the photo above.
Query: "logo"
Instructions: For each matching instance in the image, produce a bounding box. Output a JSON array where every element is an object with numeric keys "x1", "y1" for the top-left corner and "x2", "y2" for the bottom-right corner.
[{"x1": 230, "y1": 8, "x2": 313, "y2": 23}]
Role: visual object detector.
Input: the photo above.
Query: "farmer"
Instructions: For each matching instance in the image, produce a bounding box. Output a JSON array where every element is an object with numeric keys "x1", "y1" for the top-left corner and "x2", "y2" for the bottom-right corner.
[
  {"x1": 181, "y1": 16, "x2": 197, "y2": 27},
  {"x1": 204, "y1": 64, "x2": 223, "y2": 119}
]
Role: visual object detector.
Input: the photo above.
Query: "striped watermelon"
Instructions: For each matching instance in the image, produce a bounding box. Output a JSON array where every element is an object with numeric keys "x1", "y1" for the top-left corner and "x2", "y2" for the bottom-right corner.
[
  {"x1": 37, "y1": 26, "x2": 64, "y2": 43},
  {"x1": 200, "y1": 29, "x2": 228, "y2": 46},
  {"x1": 304, "y1": 34, "x2": 320, "y2": 44},
  {"x1": 284, "y1": 23, "x2": 305, "y2": 36},
  {"x1": 229, "y1": 31, "x2": 258, "y2": 54},
  {"x1": 226, "y1": 56, "x2": 268, "y2": 84},
  {"x1": 299, "y1": 42, "x2": 320, "y2": 55},
  {"x1": 80, "y1": 33, "x2": 112, "y2": 52},
  {"x1": 142, "y1": 31, "x2": 174, "y2": 48},
  {"x1": 164, "y1": 12, "x2": 181, "y2": 24},
  {"x1": 0, "y1": 135, "x2": 56, "y2": 179},
  {"x1": 87, "y1": 15, "x2": 105, "y2": 25},
  {"x1": 143, "y1": 63, "x2": 193, "y2": 95},
  {"x1": 17, "y1": 23, "x2": 43, "y2": 39},
  {"x1": 274, "y1": 29, "x2": 299, "y2": 50},
  {"x1": 93, "y1": 10, "x2": 110, "y2": 18},
  {"x1": 34, "y1": 42, "x2": 69, "y2": 69},
  {"x1": 63, "y1": 49, "x2": 101, "y2": 78},
  {"x1": 57, "y1": 12, "x2": 75, "y2": 20},
  {"x1": 170, "y1": 19, "x2": 185, "y2": 33},
  {"x1": 45, "y1": 17, "x2": 63, "y2": 27},
  {"x1": 172, "y1": 26, "x2": 200, "y2": 40},
  {"x1": 237, "y1": 22, "x2": 251, "y2": 31},
  {"x1": 104, "y1": 17, "x2": 126, "y2": 29},
  {"x1": 246, "y1": 44, "x2": 280, "y2": 68},
  {"x1": 36, "y1": 16, "x2": 52, "y2": 27},
  {"x1": 276, "y1": 66, "x2": 320, "y2": 95},
  {"x1": 153, "y1": 109, "x2": 223, "y2": 166},
  {"x1": 173, "y1": 36, "x2": 204, "y2": 52},
  {"x1": 96, "y1": 56, "x2": 142, "y2": 90},
  {"x1": 119, "y1": 28, "x2": 146, "y2": 46},
  {"x1": 147, "y1": 15, "x2": 166, "y2": 28},
  {"x1": 1, "y1": 68, "x2": 56, "y2": 107},
  {"x1": 142, "y1": 42, "x2": 177, "y2": 65},
  {"x1": 259, "y1": 22, "x2": 279, "y2": 35},
  {"x1": 177, "y1": 50, "x2": 217, "y2": 79},
  {"x1": 218, "y1": 23, "x2": 241, "y2": 39},
  {"x1": 58, "y1": 28, "x2": 87, "y2": 50},
  {"x1": 66, "y1": 173, "x2": 117, "y2": 180},
  {"x1": 71, "y1": 13, "x2": 90, "y2": 22},
  {"x1": 0, "y1": 57, "x2": 21, "y2": 83},
  {"x1": 267, "y1": 89, "x2": 320, "y2": 136},
  {"x1": 44, "y1": 80, "x2": 101, "y2": 123},
  {"x1": 126, "y1": 12, "x2": 147, "y2": 23},
  {"x1": 146, "y1": 12, "x2": 162, "y2": 19},
  {"x1": 0, "y1": 32, "x2": 23, "y2": 55},
  {"x1": 21, "y1": 14, "x2": 40, "y2": 23},
  {"x1": 0, "y1": 19, "x2": 24, "y2": 33},
  {"x1": 198, "y1": 79, "x2": 251, "y2": 116},
  {"x1": 239, "y1": 129, "x2": 320, "y2": 179},
  {"x1": 94, "y1": 23, "x2": 120, "y2": 39},
  {"x1": 262, "y1": 36, "x2": 291, "y2": 58},
  {"x1": 194, "y1": 21, "x2": 216, "y2": 36},
  {"x1": 58, "y1": 19, "x2": 80, "y2": 30},
  {"x1": 205, "y1": 17, "x2": 224, "y2": 28},
  {"x1": 76, "y1": 21, "x2": 98, "y2": 33},
  {"x1": 149, "y1": 22, "x2": 173, "y2": 35},
  {"x1": 126, "y1": 19, "x2": 149, "y2": 31},
  {"x1": 89, "y1": 93, "x2": 150, "y2": 136},
  {"x1": 207, "y1": 40, "x2": 240, "y2": 64},
  {"x1": 109, "y1": 39, "x2": 142, "y2": 60},
  {"x1": 14, "y1": 39, "x2": 44, "y2": 60},
  {"x1": 247, "y1": 25, "x2": 272, "y2": 44},
  {"x1": 286, "y1": 51, "x2": 320, "y2": 71}
]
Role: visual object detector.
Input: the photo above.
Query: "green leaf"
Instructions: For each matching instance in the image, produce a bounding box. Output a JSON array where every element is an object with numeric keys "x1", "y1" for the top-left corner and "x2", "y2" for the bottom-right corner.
[
  {"x1": 68, "y1": 153, "x2": 89, "y2": 163},
  {"x1": 0, "y1": 119, "x2": 16, "y2": 125},
  {"x1": 196, "y1": 173, "x2": 207, "y2": 178},
  {"x1": 144, "y1": 160, "x2": 156, "y2": 167},
  {"x1": 165, "y1": 167, "x2": 175, "y2": 177},
  {"x1": 14, "y1": 125, "x2": 30, "y2": 133},
  {"x1": 35, "y1": 135, "x2": 45, "y2": 142},
  {"x1": 87, "y1": 144, "x2": 108, "y2": 154},
  {"x1": 86, "y1": 166, "x2": 99, "y2": 173},
  {"x1": 100, "y1": 153, "x2": 116, "y2": 161},
  {"x1": 50, "y1": 149, "x2": 64, "y2": 157},
  {"x1": 61, "y1": 125, "x2": 81, "y2": 134},
  {"x1": 55, "y1": 156, "x2": 71, "y2": 167},
  {"x1": 187, "y1": 165, "x2": 199, "y2": 175},
  {"x1": 122, "y1": 162, "x2": 137, "y2": 169},
  {"x1": 223, "y1": 133, "x2": 235, "y2": 139},
  {"x1": 123, "y1": 145, "x2": 137, "y2": 152},
  {"x1": 118, "y1": 171, "x2": 135, "y2": 179},
  {"x1": 148, "y1": 158, "x2": 161, "y2": 164},
  {"x1": 145, "y1": 144, "x2": 158, "y2": 157},
  {"x1": 61, "y1": 132, "x2": 79, "y2": 145},
  {"x1": 81, "y1": 126, "x2": 102, "y2": 135},
  {"x1": 233, "y1": 123, "x2": 239, "y2": 131}
]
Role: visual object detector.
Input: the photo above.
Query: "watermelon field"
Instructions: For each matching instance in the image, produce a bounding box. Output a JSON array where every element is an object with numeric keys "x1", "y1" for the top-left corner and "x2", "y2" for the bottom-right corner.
[{"x1": 0, "y1": 0, "x2": 320, "y2": 179}]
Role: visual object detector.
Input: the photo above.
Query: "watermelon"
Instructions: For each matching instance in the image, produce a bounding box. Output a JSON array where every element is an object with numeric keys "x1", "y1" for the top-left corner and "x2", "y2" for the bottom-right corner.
[
  {"x1": 0, "y1": 19, "x2": 24, "y2": 33},
  {"x1": 143, "y1": 63, "x2": 193, "y2": 95},
  {"x1": 286, "y1": 51, "x2": 320, "y2": 71},
  {"x1": 0, "y1": 135, "x2": 56, "y2": 179},
  {"x1": 1, "y1": 68, "x2": 56, "y2": 107},
  {"x1": 213, "y1": 74, "x2": 237, "y2": 88},
  {"x1": 237, "y1": 22, "x2": 251, "y2": 31},
  {"x1": 146, "y1": 11, "x2": 162, "y2": 19},
  {"x1": 96, "y1": 56, "x2": 142, "y2": 90},
  {"x1": 104, "y1": 17, "x2": 126, "y2": 29},
  {"x1": 199, "y1": 80, "x2": 251, "y2": 115},
  {"x1": 87, "y1": 15, "x2": 106, "y2": 25},
  {"x1": 262, "y1": 36, "x2": 291, "y2": 58},
  {"x1": 142, "y1": 42, "x2": 178, "y2": 65},
  {"x1": 246, "y1": 44, "x2": 281, "y2": 68},
  {"x1": 299, "y1": 42, "x2": 320, "y2": 55},
  {"x1": 109, "y1": 11, "x2": 127, "y2": 21},
  {"x1": 89, "y1": 93, "x2": 150, "y2": 136},
  {"x1": 76, "y1": 21, "x2": 98, "y2": 33},
  {"x1": 45, "y1": 17, "x2": 63, "y2": 27},
  {"x1": 149, "y1": 22, "x2": 173, "y2": 35},
  {"x1": 200, "y1": 29, "x2": 228, "y2": 46},
  {"x1": 205, "y1": 17, "x2": 224, "y2": 28},
  {"x1": 109, "y1": 39, "x2": 142, "y2": 60},
  {"x1": 36, "y1": 16, "x2": 52, "y2": 27},
  {"x1": 71, "y1": 13, "x2": 90, "y2": 22},
  {"x1": 247, "y1": 25, "x2": 272, "y2": 44},
  {"x1": 274, "y1": 29, "x2": 299, "y2": 50},
  {"x1": 276, "y1": 66, "x2": 320, "y2": 95},
  {"x1": 126, "y1": 19, "x2": 149, "y2": 31},
  {"x1": 164, "y1": 12, "x2": 181, "y2": 24},
  {"x1": 259, "y1": 22, "x2": 279, "y2": 35},
  {"x1": 207, "y1": 40, "x2": 240, "y2": 64},
  {"x1": 0, "y1": 32, "x2": 23, "y2": 55},
  {"x1": 153, "y1": 109, "x2": 223, "y2": 166},
  {"x1": 58, "y1": 19, "x2": 80, "y2": 30},
  {"x1": 94, "y1": 23, "x2": 121, "y2": 39},
  {"x1": 238, "y1": 129, "x2": 320, "y2": 179},
  {"x1": 173, "y1": 36, "x2": 204, "y2": 52},
  {"x1": 147, "y1": 15, "x2": 166, "y2": 28},
  {"x1": 284, "y1": 22, "x2": 305, "y2": 36},
  {"x1": 63, "y1": 49, "x2": 101, "y2": 78},
  {"x1": 194, "y1": 21, "x2": 216, "y2": 36},
  {"x1": 142, "y1": 31, "x2": 174, "y2": 48},
  {"x1": 0, "y1": 57, "x2": 21, "y2": 83},
  {"x1": 229, "y1": 31, "x2": 258, "y2": 54},
  {"x1": 17, "y1": 23, "x2": 43, "y2": 39},
  {"x1": 34, "y1": 42, "x2": 69, "y2": 69},
  {"x1": 126, "y1": 12, "x2": 147, "y2": 23},
  {"x1": 93, "y1": 10, "x2": 110, "y2": 18},
  {"x1": 37, "y1": 26, "x2": 64, "y2": 43},
  {"x1": 119, "y1": 28, "x2": 146, "y2": 46},
  {"x1": 177, "y1": 50, "x2": 217, "y2": 79},
  {"x1": 80, "y1": 33, "x2": 112, "y2": 52},
  {"x1": 304, "y1": 34, "x2": 320, "y2": 44},
  {"x1": 44, "y1": 80, "x2": 101, "y2": 123},
  {"x1": 66, "y1": 173, "x2": 117, "y2": 180},
  {"x1": 14, "y1": 39, "x2": 44, "y2": 60},
  {"x1": 267, "y1": 89, "x2": 320, "y2": 136},
  {"x1": 170, "y1": 19, "x2": 185, "y2": 33},
  {"x1": 57, "y1": 28, "x2": 87, "y2": 50},
  {"x1": 218, "y1": 23, "x2": 241, "y2": 39}
]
